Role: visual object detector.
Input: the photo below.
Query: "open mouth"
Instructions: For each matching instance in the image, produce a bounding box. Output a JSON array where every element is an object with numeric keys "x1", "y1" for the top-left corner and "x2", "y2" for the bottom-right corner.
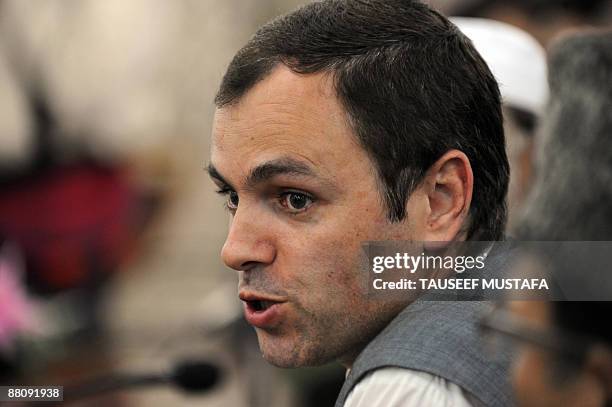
[
  {"x1": 240, "y1": 294, "x2": 286, "y2": 328},
  {"x1": 238, "y1": 291, "x2": 287, "y2": 329},
  {"x1": 247, "y1": 300, "x2": 276, "y2": 312}
]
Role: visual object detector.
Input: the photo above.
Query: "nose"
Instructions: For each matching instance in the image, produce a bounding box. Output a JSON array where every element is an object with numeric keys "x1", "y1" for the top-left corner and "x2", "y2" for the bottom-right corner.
[{"x1": 221, "y1": 208, "x2": 276, "y2": 271}]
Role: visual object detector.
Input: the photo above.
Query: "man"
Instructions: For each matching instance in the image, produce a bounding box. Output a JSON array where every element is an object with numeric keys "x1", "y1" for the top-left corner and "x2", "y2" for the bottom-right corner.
[{"x1": 208, "y1": 1, "x2": 511, "y2": 405}]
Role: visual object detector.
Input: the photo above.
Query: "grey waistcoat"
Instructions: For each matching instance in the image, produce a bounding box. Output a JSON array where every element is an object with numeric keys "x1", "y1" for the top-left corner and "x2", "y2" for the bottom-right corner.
[{"x1": 335, "y1": 247, "x2": 514, "y2": 407}]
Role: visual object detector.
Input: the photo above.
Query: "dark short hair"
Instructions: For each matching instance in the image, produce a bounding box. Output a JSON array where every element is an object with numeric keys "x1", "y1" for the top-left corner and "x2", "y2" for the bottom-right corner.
[{"x1": 215, "y1": 0, "x2": 509, "y2": 241}]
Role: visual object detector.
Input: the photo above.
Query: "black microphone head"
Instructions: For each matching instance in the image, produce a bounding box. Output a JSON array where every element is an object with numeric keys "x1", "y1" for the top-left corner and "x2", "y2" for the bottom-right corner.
[{"x1": 170, "y1": 360, "x2": 221, "y2": 393}]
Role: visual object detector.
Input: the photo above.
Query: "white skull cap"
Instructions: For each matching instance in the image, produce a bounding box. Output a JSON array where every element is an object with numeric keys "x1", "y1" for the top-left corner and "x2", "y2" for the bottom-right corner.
[{"x1": 450, "y1": 17, "x2": 549, "y2": 115}]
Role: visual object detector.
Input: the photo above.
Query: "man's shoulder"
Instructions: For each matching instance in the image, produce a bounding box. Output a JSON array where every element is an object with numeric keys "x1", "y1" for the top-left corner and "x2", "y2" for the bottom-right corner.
[
  {"x1": 336, "y1": 300, "x2": 513, "y2": 407},
  {"x1": 363, "y1": 300, "x2": 493, "y2": 357}
]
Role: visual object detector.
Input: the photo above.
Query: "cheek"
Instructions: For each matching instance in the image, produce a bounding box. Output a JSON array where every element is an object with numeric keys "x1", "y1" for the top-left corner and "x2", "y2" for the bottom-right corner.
[
  {"x1": 269, "y1": 198, "x2": 397, "y2": 302},
  {"x1": 289, "y1": 238, "x2": 366, "y2": 293},
  {"x1": 277, "y1": 218, "x2": 374, "y2": 273}
]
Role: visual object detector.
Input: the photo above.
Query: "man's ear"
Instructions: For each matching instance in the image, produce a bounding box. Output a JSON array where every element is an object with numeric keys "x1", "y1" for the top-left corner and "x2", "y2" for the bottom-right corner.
[{"x1": 421, "y1": 149, "x2": 473, "y2": 242}]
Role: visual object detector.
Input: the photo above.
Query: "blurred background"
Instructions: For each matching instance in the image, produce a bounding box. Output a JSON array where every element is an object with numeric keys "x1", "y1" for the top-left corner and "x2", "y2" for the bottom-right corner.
[{"x1": 0, "y1": 0, "x2": 610, "y2": 406}]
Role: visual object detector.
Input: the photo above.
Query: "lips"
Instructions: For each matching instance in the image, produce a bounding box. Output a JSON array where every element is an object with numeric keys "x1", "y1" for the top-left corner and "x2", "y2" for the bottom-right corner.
[{"x1": 240, "y1": 292, "x2": 287, "y2": 328}]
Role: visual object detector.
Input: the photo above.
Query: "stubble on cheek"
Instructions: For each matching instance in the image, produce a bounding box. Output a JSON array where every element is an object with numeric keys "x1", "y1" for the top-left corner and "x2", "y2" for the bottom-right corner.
[
  {"x1": 252, "y1": 269, "x2": 361, "y2": 367},
  {"x1": 252, "y1": 220, "x2": 393, "y2": 367},
  {"x1": 254, "y1": 299, "x2": 333, "y2": 367},
  {"x1": 260, "y1": 273, "x2": 378, "y2": 366}
]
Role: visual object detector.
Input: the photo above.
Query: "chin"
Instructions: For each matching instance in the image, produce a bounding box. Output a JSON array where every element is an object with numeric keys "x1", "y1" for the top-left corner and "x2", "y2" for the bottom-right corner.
[
  {"x1": 260, "y1": 344, "x2": 309, "y2": 368},
  {"x1": 262, "y1": 352, "x2": 303, "y2": 368},
  {"x1": 257, "y1": 332, "x2": 333, "y2": 368}
]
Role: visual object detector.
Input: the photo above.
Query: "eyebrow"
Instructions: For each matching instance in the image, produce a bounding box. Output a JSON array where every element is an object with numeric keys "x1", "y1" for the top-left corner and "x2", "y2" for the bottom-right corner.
[
  {"x1": 207, "y1": 158, "x2": 318, "y2": 190},
  {"x1": 246, "y1": 158, "x2": 317, "y2": 188},
  {"x1": 207, "y1": 164, "x2": 233, "y2": 188}
]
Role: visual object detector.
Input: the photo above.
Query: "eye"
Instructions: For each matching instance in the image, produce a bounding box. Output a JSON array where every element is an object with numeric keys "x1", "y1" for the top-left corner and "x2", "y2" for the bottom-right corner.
[
  {"x1": 216, "y1": 187, "x2": 239, "y2": 211},
  {"x1": 279, "y1": 191, "x2": 313, "y2": 212},
  {"x1": 227, "y1": 190, "x2": 239, "y2": 210}
]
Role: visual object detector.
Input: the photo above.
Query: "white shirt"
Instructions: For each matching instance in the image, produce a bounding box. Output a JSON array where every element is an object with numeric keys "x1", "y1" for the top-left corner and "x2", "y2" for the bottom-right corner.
[{"x1": 344, "y1": 368, "x2": 475, "y2": 407}]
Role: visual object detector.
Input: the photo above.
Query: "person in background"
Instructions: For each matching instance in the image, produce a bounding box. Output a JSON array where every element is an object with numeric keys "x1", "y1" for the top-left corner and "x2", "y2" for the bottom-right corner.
[
  {"x1": 451, "y1": 17, "x2": 548, "y2": 228},
  {"x1": 0, "y1": 0, "x2": 173, "y2": 386},
  {"x1": 481, "y1": 30, "x2": 612, "y2": 407}
]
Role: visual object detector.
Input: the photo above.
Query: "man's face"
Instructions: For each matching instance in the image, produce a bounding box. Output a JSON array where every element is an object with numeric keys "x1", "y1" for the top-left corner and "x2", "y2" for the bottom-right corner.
[{"x1": 209, "y1": 66, "x2": 423, "y2": 367}]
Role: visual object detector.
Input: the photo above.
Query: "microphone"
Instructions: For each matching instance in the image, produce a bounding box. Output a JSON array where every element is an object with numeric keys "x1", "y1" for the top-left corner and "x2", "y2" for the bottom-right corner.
[{"x1": 62, "y1": 360, "x2": 222, "y2": 402}]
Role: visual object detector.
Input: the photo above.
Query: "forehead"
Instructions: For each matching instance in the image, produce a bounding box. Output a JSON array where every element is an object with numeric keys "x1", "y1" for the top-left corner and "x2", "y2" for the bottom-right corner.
[{"x1": 211, "y1": 66, "x2": 367, "y2": 174}]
